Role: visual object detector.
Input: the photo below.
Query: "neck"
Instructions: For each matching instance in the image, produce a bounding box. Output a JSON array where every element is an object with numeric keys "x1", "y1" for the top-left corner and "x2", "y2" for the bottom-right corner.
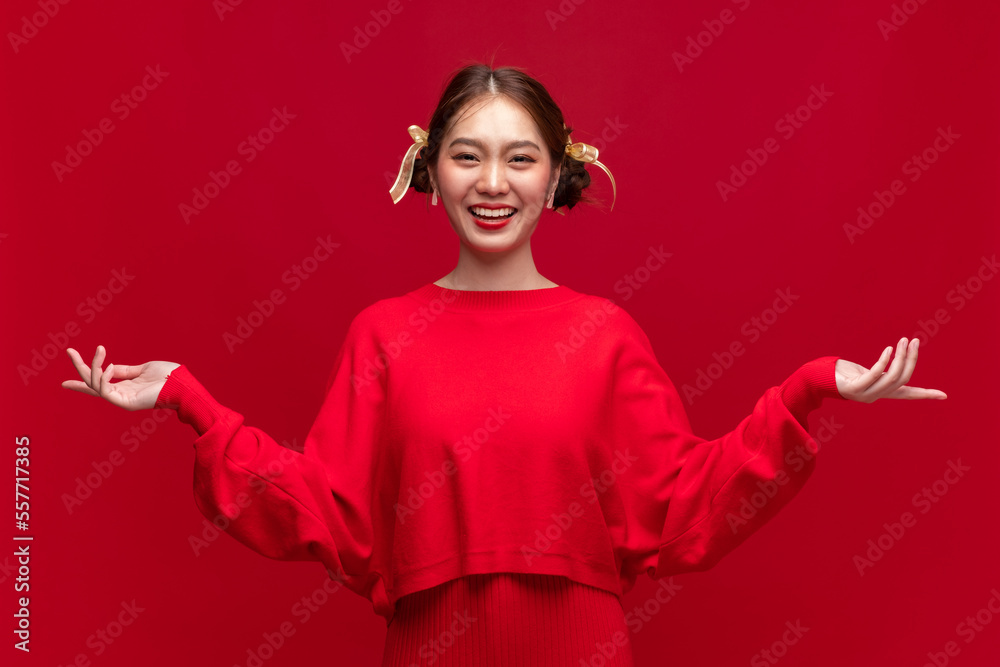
[
  {"x1": 411, "y1": 281, "x2": 577, "y2": 311},
  {"x1": 437, "y1": 239, "x2": 556, "y2": 291}
]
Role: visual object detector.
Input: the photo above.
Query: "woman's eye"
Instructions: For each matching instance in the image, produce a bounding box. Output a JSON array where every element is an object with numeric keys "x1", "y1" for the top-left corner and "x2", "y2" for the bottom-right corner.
[{"x1": 451, "y1": 154, "x2": 536, "y2": 163}]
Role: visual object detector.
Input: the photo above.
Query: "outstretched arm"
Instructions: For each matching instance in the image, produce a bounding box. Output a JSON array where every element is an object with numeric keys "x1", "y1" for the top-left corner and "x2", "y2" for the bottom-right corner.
[
  {"x1": 154, "y1": 363, "x2": 349, "y2": 574},
  {"x1": 611, "y1": 325, "x2": 945, "y2": 582}
]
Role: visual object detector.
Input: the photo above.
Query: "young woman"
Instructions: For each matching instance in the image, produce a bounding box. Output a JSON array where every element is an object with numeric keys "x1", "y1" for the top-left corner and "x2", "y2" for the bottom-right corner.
[{"x1": 62, "y1": 64, "x2": 946, "y2": 666}]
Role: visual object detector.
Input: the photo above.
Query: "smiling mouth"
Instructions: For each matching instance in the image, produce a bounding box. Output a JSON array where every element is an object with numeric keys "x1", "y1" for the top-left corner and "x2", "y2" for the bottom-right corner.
[{"x1": 468, "y1": 206, "x2": 517, "y2": 222}]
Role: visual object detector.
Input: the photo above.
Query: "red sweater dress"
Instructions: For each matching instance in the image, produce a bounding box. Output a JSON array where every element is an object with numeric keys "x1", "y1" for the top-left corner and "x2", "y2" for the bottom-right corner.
[{"x1": 155, "y1": 282, "x2": 843, "y2": 665}]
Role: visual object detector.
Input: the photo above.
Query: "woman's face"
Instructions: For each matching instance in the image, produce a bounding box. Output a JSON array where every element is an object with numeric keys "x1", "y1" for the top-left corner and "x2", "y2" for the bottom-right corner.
[{"x1": 429, "y1": 96, "x2": 560, "y2": 254}]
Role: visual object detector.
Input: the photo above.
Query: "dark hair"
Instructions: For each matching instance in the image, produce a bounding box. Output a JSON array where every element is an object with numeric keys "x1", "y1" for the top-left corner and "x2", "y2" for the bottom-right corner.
[{"x1": 410, "y1": 63, "x2": 595, "y2": 212}]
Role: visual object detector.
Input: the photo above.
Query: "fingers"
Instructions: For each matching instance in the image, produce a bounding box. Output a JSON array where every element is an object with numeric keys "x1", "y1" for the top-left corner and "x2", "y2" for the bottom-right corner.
[
  {"x1": 60, "y1": 379, "x2": 100, "y2": 397},
  {"x1": 852, "y1": 337, "x2": 909, "y2": 400},
  {"x1": 865, "y1": 337, "x2": 910, "y2": 397},
  {"x1": 99, "y1": 362, "x2": 114, "y2": 400},
  {"x1": 90, "y1": 345, "x2": 106, "y2": 393},
  {"x1": 110, "y1": 362, "x2": 141, "y2": 380},
  {"x1": 64, "y1": 346, "x2": 150, "y2": 412},
  {"x1": 65, "y1": 347, "x2": 93, "y2": 385},
  {"x1": 62, "y1": 345, "x2": 132, "y2": 409},
  {"x1": 64, "y1": 347, "x2": 98, "y2": 392},
  {"x1": 891, "y1": 385, "x2": 948, "y2": 400},
  {"x1": 858, "y1": 344, "x2": 894, "y2": 393},
  {"x1": 861, "y1": 337, "x2": 947, "y2": 401},
  {"x1": 64, "y1": 345, "x2": 116, "y2": 398},
  {"x1": 899, "y1": 338, "x2": 919, "y2": 387}
]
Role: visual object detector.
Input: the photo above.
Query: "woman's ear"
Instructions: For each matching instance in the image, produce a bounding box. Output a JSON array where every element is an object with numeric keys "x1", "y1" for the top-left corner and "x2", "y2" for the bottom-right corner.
[{"x1": 548, "y1": 163, "x2": 562, "y2": 204}]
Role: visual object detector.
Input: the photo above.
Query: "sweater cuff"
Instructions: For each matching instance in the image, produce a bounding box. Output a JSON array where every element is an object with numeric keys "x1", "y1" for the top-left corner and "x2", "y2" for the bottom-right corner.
[
  {"x1": 154, "y1": 364, "x2": 227, "y2": 437},
  {"x1": 779, "y1": 356, "x2": 844, "y2": 425}
]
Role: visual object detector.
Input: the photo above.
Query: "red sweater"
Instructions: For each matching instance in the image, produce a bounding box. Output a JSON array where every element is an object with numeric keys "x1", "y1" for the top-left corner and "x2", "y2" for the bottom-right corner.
[{"x1": 155, "y1": 282, "x2": 843, "y2": 625}]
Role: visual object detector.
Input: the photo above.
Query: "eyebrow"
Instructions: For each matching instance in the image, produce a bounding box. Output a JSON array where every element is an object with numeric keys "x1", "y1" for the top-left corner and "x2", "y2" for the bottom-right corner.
[{"x1": 448, "y1": 137, "x2": 541, "y2": 152}]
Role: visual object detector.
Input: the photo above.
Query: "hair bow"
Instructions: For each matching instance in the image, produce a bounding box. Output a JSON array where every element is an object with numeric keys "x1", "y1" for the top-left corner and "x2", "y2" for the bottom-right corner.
[
  {"x1": 388, "y1": 125, "x2": 429, "y2": 204},
  {"x1": 563, "y1": 135, "x2": 617, "y2": 213}
]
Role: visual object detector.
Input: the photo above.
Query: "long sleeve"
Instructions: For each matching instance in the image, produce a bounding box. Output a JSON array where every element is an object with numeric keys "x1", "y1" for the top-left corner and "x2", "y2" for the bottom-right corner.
[
  {"x1": 155, "y1": 308, "x2": 392, "y2": 614},
  {"x1": 609, "y1": 315, "x2": 844, "y2": 582}
]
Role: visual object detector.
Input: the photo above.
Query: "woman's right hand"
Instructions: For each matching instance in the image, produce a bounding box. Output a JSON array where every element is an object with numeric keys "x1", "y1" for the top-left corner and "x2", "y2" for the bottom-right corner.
[{"x1": 62, "y1": 345, "x2": 181, "y2": 412}]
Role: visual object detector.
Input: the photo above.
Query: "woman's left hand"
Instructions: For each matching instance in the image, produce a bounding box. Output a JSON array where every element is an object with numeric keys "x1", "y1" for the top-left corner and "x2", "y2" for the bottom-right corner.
[{"x1": 835, "y1": 337, "x2": 947, "y2": 402}]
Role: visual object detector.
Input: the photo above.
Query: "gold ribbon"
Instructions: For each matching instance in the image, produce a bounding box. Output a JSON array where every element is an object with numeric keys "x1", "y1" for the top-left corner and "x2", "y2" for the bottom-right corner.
[
  {"x1": 388, "y1": 125, "x2": 618, "y2": 213},
  {"x1": 388, "y1": 125, "x2": 429, "y2": 204},
  {"x1": 563, "y1": 134, "x2": 617, "y2": 213}
]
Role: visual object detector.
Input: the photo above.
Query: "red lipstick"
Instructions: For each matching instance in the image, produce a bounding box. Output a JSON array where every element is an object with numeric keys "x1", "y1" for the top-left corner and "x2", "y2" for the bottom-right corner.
[{"x1": 468, "y1": 203, "x2": 517, "y2": 231}]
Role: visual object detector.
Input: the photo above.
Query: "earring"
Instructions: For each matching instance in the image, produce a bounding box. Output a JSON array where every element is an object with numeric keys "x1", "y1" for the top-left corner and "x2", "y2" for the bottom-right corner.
[
  {"x1": 431, "y1": 189, "x2": 438, "y2": 206},
  {"x1": 546, "y1": 191, "x2": 554, "y2": 209}
]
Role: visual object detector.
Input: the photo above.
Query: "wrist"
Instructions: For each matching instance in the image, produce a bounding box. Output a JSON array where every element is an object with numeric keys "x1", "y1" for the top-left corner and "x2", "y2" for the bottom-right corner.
[
  {"x1": 153, "y1": 365, "x2": 226, "y2": 435},
  {"x1": 154, "y1": 367, "x2": 184, "y2": 410},
  {"x1": 779, "y1": 356, "x2": 843, "y2": 424}
]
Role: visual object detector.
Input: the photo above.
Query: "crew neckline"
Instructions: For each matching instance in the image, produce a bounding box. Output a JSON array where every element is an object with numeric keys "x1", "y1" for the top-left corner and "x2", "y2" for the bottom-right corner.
[{"x1": 408, "y1": 282, "x2": 582, "y2": 311}]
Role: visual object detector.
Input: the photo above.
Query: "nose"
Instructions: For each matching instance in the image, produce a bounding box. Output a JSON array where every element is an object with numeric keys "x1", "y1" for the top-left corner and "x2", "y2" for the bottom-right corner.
[{"x1": 476, "y1": 159, "x2": 509, "y2": 196}]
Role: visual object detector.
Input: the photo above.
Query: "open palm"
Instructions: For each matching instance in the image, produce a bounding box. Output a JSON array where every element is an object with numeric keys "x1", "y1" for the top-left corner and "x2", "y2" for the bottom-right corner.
[
  {"x1": 61, "y1": 345, "x2": 180, "y2": 411},
  {"x1": 835, "y1": 337, "x2": 947, "y2": 402}
]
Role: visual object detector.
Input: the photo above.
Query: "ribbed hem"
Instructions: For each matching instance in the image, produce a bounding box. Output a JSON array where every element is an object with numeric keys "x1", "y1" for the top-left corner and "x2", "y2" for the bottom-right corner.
[
  {"x1": 154, "y1": 364, "x2": 226, "y2": 436},
  {"x1": 779, "y1": 356, "x2": 843, "y2": 425},
  {"x1": 389, "y1": 550, "x2": 624, "y2": 609},
  {"x1": 381, "y1": 572, "x2": 633, "y2": 666},
  {"x1": 406, "y1": 282, "x2": 584, "y2": 312}
]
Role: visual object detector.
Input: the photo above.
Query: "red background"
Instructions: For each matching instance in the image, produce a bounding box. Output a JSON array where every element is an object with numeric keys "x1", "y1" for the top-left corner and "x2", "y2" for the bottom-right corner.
[{"x1": 4, "y1": 0, "x2": 999, "y2": 665}]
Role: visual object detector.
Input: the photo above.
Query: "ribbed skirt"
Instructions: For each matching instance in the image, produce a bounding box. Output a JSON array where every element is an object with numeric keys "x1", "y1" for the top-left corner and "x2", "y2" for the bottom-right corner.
[{"x1": 380, "y1": 572, "x2": 634, "y2": 666}]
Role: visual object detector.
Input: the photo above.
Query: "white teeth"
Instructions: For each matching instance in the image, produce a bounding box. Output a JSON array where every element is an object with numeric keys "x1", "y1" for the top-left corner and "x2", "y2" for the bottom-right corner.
[{"x1": 470, "y1": 206, "x2": 516, "y2": 218}]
